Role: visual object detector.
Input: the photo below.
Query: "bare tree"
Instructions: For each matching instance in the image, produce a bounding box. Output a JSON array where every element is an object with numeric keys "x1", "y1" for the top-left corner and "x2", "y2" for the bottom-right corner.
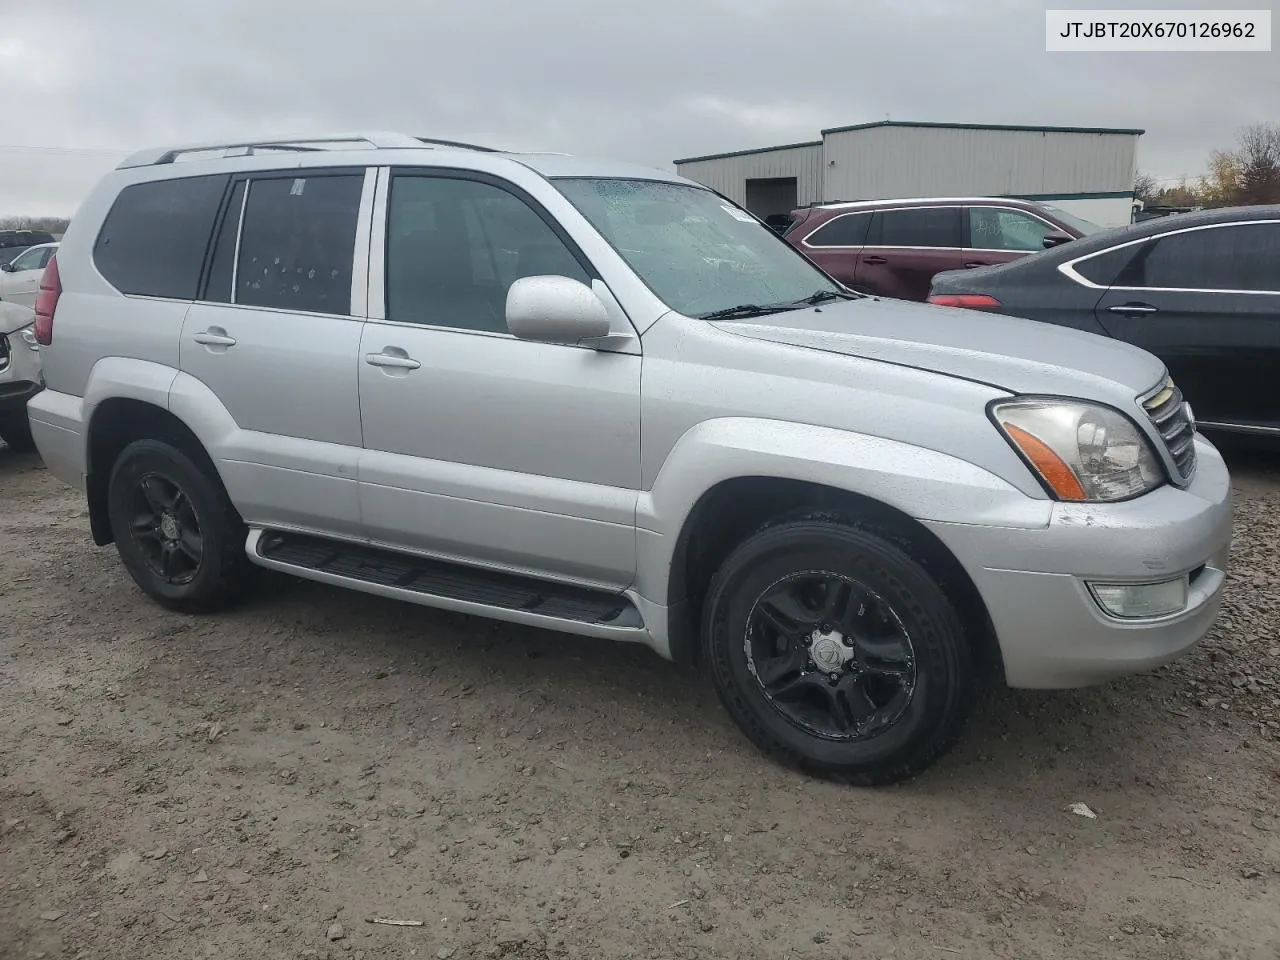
[
  {"x1": 0, "y1": 215, "x2": 70, "y2": 233},
  {"x1": 1233, "y1": 122, "x2": 1280, "y2": 205},
  {"x1": 1133, "y1": 170, "x2": 1160, "y2": 205}
]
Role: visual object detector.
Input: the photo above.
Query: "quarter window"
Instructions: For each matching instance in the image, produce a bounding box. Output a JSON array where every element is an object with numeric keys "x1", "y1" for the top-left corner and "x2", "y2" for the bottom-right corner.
[
  {"x1": 805, "y1": 212, "x2": 872, "y2": 247},
  {"x1": 233, "y1": 175, "x2": 363, "y2": 314},
  {"x1": 968, "y1": 207, "x2": 1057, "y2": 252},
  {"x1": 871, "y1": 207, "x2": 962, "y2": 248},
  {"x1": 386, "y1": 175, "x2": 590, "y2": 333},
  {"x1": 1073, "y1": 245, "x2": 1140, "y2": 286},
  {"x1": 1124, "y1": 222, "x2": 1280, "y2": 292},
  {"x1": 94, "y1": 175, "x2": 229, "y2": 299}
]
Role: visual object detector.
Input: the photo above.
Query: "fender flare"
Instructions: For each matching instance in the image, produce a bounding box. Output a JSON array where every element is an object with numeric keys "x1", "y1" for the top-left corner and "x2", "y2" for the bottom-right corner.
[{"x1": 635, "y1": 417, "x2": 1050, "y2": 606}]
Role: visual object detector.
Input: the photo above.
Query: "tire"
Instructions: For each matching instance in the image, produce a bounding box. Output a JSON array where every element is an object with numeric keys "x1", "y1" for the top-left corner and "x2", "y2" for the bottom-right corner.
[
  {"x1": 703, "y1": 516, "x2": 974, "y2": 786},
  {"x1": 106, "y1": 439, "x2": 250, "y2": 613},
  {"x1": 0, "y1": 417, "x2": 36, "y2": 452}
]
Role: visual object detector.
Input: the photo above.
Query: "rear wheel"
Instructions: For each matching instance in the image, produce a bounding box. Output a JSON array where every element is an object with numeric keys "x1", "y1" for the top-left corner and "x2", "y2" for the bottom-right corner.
[
  {"x1": 106, "y1": 439, "x2": 250, "y2": 612},
  {"x1": 703, "y1": 516, "x2": 973, "y2": 785}
]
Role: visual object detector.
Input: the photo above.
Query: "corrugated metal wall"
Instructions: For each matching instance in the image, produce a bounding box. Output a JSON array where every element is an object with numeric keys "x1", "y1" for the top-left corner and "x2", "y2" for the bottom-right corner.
[
  {"x1": 675, "y1": 144, "x2": 824, "y2": 207},
  {"x1": 821, "y1": 126, "x2": 1138, "y2": 202}
]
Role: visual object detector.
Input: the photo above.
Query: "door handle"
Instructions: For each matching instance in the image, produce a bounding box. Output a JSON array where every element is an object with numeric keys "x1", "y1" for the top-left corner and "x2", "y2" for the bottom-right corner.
[
  {"x1": 193, "y1": 328, "x2": 237, "y2": 347},
  {"x1": 1107, "y1": 303, "x2": 1158, "y2": 315},
  {"x1": 862, "y1": 256, "x2": 888, "y2": 265},
  {"x1": 365, "y1": 351, "x2": 421, "y2": 370}
]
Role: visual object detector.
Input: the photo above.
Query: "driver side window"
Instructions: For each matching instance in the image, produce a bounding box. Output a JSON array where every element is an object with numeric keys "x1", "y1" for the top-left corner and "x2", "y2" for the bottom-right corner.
[
  {"x1": 386, "y1": 175, "x2": 591, "y2": 334},
  {"x1": 11, "y1": 247, "x2": 50, "y2": 271}
]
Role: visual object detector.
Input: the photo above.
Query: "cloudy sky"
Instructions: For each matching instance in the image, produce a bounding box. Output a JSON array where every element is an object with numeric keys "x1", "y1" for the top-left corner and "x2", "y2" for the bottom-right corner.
[{"x1": 0, "y1": 0, "x2": 1274, "y2": 216}]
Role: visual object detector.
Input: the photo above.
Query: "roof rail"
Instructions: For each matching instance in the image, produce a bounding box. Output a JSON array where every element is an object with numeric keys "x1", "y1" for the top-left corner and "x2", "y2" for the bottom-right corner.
[
  {"x1": 116, "y1": 132, "x2": 491, "y2": 169},
  {"x1": 415, "y1": 137, "x2": 499, "y2": 153}
]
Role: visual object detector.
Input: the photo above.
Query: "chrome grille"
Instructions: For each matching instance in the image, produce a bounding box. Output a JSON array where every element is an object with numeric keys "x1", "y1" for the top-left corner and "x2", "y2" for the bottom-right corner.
[{"x1": 1142, "y1": 377, "x2": 1196, "y2": 481}]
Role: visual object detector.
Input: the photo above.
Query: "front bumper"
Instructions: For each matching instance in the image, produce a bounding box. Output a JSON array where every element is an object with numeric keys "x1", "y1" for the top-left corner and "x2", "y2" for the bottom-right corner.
[
  {"x1": 924, "y1": 436, "x2": 1233, "y2": 688},
  {"x1": 0, "y1": 326, "x2": 43, "y2": 417}
]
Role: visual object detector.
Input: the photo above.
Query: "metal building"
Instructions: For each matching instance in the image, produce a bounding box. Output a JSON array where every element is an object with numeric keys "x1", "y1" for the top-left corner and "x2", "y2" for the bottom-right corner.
[{"x1": 673, "y1": 121, "x2": 1143, "y2": 228}]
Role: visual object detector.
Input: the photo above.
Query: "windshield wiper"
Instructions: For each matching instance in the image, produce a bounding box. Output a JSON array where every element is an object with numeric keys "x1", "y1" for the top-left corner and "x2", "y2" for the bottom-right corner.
[
  {"x1": 790, "y1": 289, "x2": 860, "y2": 306},
  {"x1": 697, "y1": 304, "x2": 793, "y2": 321}
]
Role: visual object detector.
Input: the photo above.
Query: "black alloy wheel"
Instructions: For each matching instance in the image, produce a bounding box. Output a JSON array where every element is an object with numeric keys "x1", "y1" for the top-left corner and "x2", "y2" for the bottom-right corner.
[{"x1": 745, "y1": 572, "x2": 916, "y2": 741}]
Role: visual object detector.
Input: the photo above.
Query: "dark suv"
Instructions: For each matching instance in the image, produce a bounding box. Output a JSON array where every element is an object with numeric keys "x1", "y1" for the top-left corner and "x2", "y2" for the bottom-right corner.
[
  {"x1": 0, "y1": 230, "x2": 57, "y2": 266},
  {"x1": 784, "y1": 197, "x2": 1100, "y2": 301}
]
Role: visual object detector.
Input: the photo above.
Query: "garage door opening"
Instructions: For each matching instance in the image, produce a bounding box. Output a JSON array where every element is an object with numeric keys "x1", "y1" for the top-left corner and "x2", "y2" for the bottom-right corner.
[{"x1": 744, "y1": 177, "x2": 798, "y2": 223}]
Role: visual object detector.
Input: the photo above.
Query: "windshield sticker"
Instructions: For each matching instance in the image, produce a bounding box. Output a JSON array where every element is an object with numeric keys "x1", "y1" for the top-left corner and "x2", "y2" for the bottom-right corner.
[{"x1": 720, "y1": 203, "x2": 757, "y2": 223}]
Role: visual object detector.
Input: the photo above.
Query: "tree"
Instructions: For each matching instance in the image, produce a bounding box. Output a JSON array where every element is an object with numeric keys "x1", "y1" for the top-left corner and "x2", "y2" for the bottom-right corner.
[
  {"x1": 1199, "y1": 149, "x2": 1242, "y2": 207},
  {"x1": 1234, "y1": 122, "x2": 1280, "y2": 205},
  {"x1": 1133, "y1": 170, "x2": 1160, "y2": 205}
]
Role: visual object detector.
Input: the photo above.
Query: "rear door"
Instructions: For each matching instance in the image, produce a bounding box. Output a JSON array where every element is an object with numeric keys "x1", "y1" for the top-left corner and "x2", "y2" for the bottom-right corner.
[
  {"x1": 857, "y1": 206, "x2": 964, "y2": 300},
  {"x1": 178, "y1": 168, "x2": 373, "y2": 536},
  {"x1": 963, "y1": 205, "x2": 1060, "y2": 268},
  {"x1": 1092, "y1": 219, "x2": 1280, "y2": 428},
  {"x1": 793, "y1": 211, "x2": 872, "y2": 288}
]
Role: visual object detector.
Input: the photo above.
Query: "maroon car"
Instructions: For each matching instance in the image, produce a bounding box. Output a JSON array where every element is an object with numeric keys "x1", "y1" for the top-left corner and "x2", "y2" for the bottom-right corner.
[{"x1": 783, "y1": 197, "x2": 1100, "y2": 301}]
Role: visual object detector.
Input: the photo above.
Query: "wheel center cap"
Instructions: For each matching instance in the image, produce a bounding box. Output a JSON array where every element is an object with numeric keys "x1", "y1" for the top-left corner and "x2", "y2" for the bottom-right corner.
[
  {"x1": 159, "y1": 514, "x2": 180, "y2": 541},
  {"x1": 809, "y1": 629, "x2": 853, "y2": 673}
]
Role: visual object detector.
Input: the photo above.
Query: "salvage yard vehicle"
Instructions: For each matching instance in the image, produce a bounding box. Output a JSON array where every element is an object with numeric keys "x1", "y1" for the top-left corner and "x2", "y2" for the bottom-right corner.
[
  {"x1": 25, "y1": 133, "x2": 1232, "y2": 784},
  {"x1": 0, "y1": 300, "x2": 41, "y2": 450},
  {"x1": 783, "y1": 196, "x2": 1100, "y2": 301},
  {"x1": 928, "y1": 205, "x2": 1280, "y2": 440},
  {"x1": 0, "y1": 242, "x2": 58, "y2": 308}
]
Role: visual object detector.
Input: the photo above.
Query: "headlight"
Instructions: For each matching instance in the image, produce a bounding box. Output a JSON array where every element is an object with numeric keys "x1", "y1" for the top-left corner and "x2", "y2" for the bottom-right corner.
[{"x1": 991, "y1": 399, "x2": 1164, "y2": 502}]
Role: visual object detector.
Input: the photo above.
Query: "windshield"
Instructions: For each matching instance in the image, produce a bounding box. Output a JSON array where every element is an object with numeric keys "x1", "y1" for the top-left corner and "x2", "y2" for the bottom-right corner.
[
  {"x1": 1040, "y1": 204, "x2": 1105, "y2": 236},
  {"x1": 553, "y1": 178, "x2": 843, "y2": 318}
]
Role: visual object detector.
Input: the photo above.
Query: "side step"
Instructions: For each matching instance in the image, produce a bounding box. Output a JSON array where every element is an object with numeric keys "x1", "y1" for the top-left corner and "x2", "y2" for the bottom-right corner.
[{"x1": 249, "y1": 529, "x2": 646, "y2": 633}]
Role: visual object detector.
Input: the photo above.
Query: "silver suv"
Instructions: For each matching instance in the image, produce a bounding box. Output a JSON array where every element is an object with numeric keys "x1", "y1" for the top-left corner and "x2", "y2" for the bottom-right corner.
[{"x1": 26, "y1": 132, "x2": 1232, "y2": 784}]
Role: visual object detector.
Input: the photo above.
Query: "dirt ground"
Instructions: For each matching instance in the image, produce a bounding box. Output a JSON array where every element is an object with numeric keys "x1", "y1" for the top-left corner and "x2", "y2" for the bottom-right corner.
[{"x1": 2, "y1": 440, "x2": 1278, "y2": 960}]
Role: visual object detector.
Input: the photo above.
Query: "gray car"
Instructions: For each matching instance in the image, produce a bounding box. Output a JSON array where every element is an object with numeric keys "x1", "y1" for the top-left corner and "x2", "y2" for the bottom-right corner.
[{"x1": 24, "y1": 132, "x2": 1231, "y2": 784}]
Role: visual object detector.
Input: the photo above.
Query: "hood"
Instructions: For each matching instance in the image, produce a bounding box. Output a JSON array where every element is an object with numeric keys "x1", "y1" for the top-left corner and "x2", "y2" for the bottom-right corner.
[
  {"x1": 713, "y1": 295, "x2": 1166, "y2": 401},
  {"x1": 0, "y1": 301, "x2": 35, "y2": 337}
]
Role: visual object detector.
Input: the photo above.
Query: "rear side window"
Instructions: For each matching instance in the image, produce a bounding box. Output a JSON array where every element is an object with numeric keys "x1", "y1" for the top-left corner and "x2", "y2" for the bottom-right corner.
[
  {"x1": 94, "y1": 175, "x2": 229, "y2": 299},
  {"x1": 1123, "y1": 222, "x2": 1280, "y2": 292},
  {"x1": 1073, "y1": 245, "x2": 1140, "y2": 286},
  {"x1": 872, "y1": 207, "x2": 962, "y2": 248},
  {"x1": 233, "y1": 175, "x2": 363, "y2": 314},
  {"x1": 805, "y1": 211, "x2": 872, "y2": 247}
]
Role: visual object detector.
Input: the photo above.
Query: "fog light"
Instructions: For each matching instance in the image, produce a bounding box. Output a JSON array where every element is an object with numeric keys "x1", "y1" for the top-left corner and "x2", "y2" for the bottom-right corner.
[{"x1": 1089, "y1": 577, "x2": 1189, "y2": 619}]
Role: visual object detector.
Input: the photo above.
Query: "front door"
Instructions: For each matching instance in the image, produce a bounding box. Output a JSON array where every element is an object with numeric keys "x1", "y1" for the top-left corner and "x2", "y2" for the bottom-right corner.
[
  {"x1": 1094, "y1": 219, "x2": 1280, "y2": 428},
  {"x1": 179, "y1": 169, "x2": 373, "y2": 536},
  {"x1": 856, "y1": 206, "x2": 965, "y2": 301},
  {"x1": 1, "y1": 245, "x2": 55, "y2": 307},
  {"x1": 356, "y1": 169, "x2": 641, "y2": 588}
]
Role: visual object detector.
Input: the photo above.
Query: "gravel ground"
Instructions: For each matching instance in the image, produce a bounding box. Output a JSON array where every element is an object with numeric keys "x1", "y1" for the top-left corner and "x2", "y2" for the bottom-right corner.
[{"x1": 2, "y1": 440, "x2": 1279, "y2": 960}]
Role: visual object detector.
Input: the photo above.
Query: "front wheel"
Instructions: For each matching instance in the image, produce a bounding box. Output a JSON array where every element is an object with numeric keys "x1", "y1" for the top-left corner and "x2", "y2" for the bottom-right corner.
[
  {"x1": 703, "y1": 517, "x2": 974, "y2": 785},
  {"x1": 106, "y1": 439, "x2": 250, "y2": 613}
]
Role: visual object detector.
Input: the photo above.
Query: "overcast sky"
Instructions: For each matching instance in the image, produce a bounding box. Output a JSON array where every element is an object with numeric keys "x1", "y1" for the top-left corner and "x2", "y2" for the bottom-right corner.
[{"x1": 0, "y1": 0, "x2": 1274, "y2": 216}]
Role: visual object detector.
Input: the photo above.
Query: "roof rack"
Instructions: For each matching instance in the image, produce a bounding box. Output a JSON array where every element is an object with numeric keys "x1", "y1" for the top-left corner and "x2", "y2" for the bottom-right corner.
[{"x1": 116, "y1": 132, "x2": 498, "y2": 169}]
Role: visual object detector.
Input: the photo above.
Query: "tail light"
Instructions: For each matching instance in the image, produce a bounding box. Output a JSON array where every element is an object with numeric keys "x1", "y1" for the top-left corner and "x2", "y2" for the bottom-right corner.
[
  {"x1": 34, "y1": 254, "x2": 60, "y2": 345},
  {"x1": 927, "y1": 293, "x2": 1002, "y2": 310}
]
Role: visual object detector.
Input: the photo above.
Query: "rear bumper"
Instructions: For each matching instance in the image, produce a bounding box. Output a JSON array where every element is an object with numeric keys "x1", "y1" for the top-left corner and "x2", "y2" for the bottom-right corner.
[
  {"x1": 924, "y1": 436, "x2": 1233, "y2": 688},
  {"x1": 26, "y1": 387, "x2": 87, "y2": 490}
]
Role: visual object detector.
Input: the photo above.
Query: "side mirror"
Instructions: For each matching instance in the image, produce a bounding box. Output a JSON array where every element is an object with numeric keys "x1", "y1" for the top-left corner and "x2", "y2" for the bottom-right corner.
[
  {"x1": 1042, "y1": 230, "x2": 1073, "y2": 249},
  {"x1": 506, "y1": 275, "x2": 612, "y2": 344},
  {"x1": 0, "y1": 262, "x2": 13, "y2": 273}
]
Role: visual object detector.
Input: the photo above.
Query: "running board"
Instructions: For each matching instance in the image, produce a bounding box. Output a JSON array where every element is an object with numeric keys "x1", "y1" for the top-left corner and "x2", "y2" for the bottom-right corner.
[{"x1": 246, "y1": 529, "x2": 647, "y2": 638}]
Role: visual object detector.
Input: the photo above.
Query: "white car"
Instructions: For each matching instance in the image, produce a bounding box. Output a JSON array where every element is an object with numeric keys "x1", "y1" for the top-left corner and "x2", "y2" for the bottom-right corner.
[
  {"x1": 0, "y1": 242, "x2": 58, "y2": 308},
  {"x1": 0, "y1": 300, "x2": 41, "y2": 449}
]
